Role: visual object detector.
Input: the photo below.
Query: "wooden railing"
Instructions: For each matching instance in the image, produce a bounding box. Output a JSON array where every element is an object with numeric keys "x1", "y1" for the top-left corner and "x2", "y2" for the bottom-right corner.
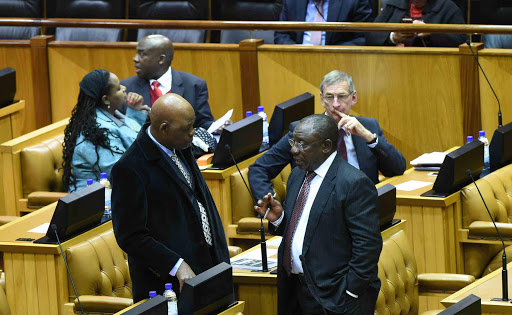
[{"x1": 1, "y1": 18, "x2": 512, "y2": 34}]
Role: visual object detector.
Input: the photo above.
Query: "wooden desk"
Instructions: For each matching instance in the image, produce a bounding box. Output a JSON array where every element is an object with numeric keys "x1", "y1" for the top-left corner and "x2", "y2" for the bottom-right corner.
[
  {"x1": 0, "y1": 202, "x2": 113, "y2": 315},
  {"x1": 442, "y1": 262, "x2": 512, "y2": 314},
  {"x1": 201, "y1": 152, "x2": 264, "y2": 246},
  {"x1": 231, "y1": 221, "x2": 406, "y2": 315},
  {"x1": 115, "y1": 300, "x2": 245, "y2": 314},
  {"x1": 379, "y1": 166, "x2": 460, "y2": 275}
]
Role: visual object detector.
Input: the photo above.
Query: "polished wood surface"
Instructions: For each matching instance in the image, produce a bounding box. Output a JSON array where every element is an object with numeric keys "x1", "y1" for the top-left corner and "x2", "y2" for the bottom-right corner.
[
  {"x1": 459, "y1": 43, "x2": 483, "y2": 142},
  {"x1": 239, "y1": 39, "x2": 263, "y2": 114},
  {"x1": 231, "y1": 221, "x2": 406, "y2": 315},
  {"x1": 0, "y1": 202, "x2": 113, "y2": 315},
  {"x1": 115, "y1": 299, "x2": 245, "y2": 314},
  {"x1": 0, "y1": 101, "x2": 25, "y2": 144},
  {"x1": 442, "y1": 262, "x2": 512, "y2": 314},
  {"x1": 2, "y1": 18, "x2": 512, "y2": 34},
  {"x1": 258, "y1": 45, "x2": 463, "y2": 164},
  {"x1": 48, "y1": 42, "x2": 244, "y2": 122},
  {"x1": 0, "y1": 42, "x2": 36, "y2": 134},
  {"x1": 30, "y1": 36, "x2": 53, "y2": 129}
]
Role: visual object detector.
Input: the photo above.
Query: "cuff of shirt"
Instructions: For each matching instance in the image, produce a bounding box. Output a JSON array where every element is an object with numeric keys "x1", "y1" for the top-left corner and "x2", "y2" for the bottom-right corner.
[
  {"x1": 367, "y1": 136, "x2": 379, "y2": 148},
  {"x1": 271, "y1": 211, "x2": 285, "y2": 227},
  {"x1": 169, "y1": 258, "x2": 184, "y2": 277},
  {"x1": 346, "y1": 290, "x2": 359, "y2": 298},
  {"x1": 389, "y1": 32, "x2": 396, "y2": 44}
]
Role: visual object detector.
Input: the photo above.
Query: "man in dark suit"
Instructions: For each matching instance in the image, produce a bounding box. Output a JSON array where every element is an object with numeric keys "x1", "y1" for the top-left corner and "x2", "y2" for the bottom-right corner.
[
  {"x1": 249, "y1": 70, "x2": 406, "y2": 201},
  {"x1": 274, "y1": 0, "x2": 373, "y2": 45},
  {"x1": 255, "y1": 114, "x2": 382, "y2": 314},
  {"x1": 121, "y1": 34, "x2": 215, "y2": 130},
  {"x1": 111, "y1": 93, "x2": 230, "y2": 302}
]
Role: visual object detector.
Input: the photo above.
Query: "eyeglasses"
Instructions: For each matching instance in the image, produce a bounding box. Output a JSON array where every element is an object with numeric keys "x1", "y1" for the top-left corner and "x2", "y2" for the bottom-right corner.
[
  {"x1": 322, "y1": 92, "x2": 353, "y2": 103},
  {"x1": 288, "y1": 138, "x2": 324, "y2": 151}
]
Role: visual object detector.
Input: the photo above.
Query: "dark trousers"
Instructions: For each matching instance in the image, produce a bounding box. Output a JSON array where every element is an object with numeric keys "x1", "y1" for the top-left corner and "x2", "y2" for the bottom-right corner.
[{"x1": 287, "y1": 274, "x2": 379, "y2": 315}]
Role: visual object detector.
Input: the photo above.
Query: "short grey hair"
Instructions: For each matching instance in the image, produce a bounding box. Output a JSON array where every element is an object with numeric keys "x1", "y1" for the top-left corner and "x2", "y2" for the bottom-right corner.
[{"x1": 320, "y1": 70, "x2": 355, "y2": 94}]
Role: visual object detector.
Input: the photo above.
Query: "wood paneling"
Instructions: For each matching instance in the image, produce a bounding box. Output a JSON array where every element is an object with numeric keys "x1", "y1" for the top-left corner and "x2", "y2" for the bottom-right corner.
[
  {"x1": 0, "y1": 43, "x2": 36, "y2": 133},
  {"x1": 459, "y1": 43, "x2": 483, "y2": 142},
  {"x1": 239, "y1": 39, "x2": 263, "y2": 114},
  {"x1": 30, "y1": 36, "x2": 54, "y2": 129},
  {"x1": 258, "y1": 46, "x2": 464, "y2": 164},
  {"x1": 48, "y1": 43, "x2": 243, "y2": 123},
  {"x1": 478, "y1": 49, "x2": 512, "y2": 137}
]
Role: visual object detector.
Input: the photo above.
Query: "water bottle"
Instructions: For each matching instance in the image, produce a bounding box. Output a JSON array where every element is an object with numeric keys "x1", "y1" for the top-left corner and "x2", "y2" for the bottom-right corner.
[
  {"x1": 86, "y1": 179, "x2": 94, "y2": 186},
  {"x1": 246, "y1": 111, "x2": 253, "y2": 117},
  {"x1": 99, "y1": 173, "x2": 112, "y2": 222},
  {"x1": 257, "y1": 106, "x2": 269, "y2": 146},
  {"x1": 163, "y1": 283, "x2": 178, "y2": 315},
  {"x1": 466, "y1": 136, "x2": 473, "y2": 144},
  {"x1": 149, "y1": 291, "x2": 157, "y2": 299},
  {"x1": 478, "y1": 130, "x2": 490, "y2": 170}
]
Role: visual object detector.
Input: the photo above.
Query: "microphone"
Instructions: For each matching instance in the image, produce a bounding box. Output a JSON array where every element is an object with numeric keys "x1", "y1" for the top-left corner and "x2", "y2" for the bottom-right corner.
[
  {"x1": 466, "y1": 40, "x2": 503, "y2": 128},
  {"x1": 224, "y1": 144, "x2": 268, "y2": 272},
  {"x1": 51, "y1": 224, "x2": 85, "y2": 314},
  {"x1": 466, "y1": 170, "x2": 509, "y2": 301}
]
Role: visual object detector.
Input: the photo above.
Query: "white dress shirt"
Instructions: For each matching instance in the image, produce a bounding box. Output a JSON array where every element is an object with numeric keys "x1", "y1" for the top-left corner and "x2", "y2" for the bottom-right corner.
[
  {"x1": 303, "y1": 0, "x2": 329, "y2": 45},
  {"x1": 149, "y1": 67, "x2": 173, "y2": 95},
  {"x1": 146, "y1": 126, "x2": 184, "y2": 276}
]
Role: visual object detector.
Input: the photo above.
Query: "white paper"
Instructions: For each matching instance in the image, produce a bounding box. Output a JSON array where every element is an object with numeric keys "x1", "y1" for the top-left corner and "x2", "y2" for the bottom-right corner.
[
  {"x1": 28, "y1": 223, "x2": 50, "y2": 234},
  {"x1": 395, "y1": 180, "x2": 432, "y2": 192},
  {"x1": 410, "y1": 152, "x2": 447, "y2": 166},
  {"x1": 207, "y1": 109, "x2": 233, "y2": 133},
  {"x1": 266, "y1": 237, "x2": 282, "y2": 248}
]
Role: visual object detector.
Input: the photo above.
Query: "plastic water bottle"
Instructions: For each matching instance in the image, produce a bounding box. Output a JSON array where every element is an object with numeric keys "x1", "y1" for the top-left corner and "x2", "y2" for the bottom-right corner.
[
  {"x1": 257, "y1": 106, "x2": 269, "y2": 146},
  {"x1": 466, "y1": 136, "x2": 473, "y2": 144},
  {"x1": 478, "y1": 130, "x2": 490, "y2": 170},
  {"x1": 149, "y1": 291, "x2": 157, "y2": 299},
  {"x1": 99, "y1": 173, "x2": 112, "y2": 221},
  {"x1": 246, "y1": 111, "x2": 253, "y2": 117},
  {"x1": 163, "y1": 283, "x2": 178, "y2": 315},
  {"x1": 86, "y1": 179, "x2": 94, "y2": 186}
]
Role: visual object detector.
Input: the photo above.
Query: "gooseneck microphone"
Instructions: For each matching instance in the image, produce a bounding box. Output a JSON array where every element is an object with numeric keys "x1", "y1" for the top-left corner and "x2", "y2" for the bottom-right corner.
[
  {"x1": 466, "y1": 40, "x2": 503, "y2": 128},
  {"x1": 224, "y1": 144, "x2": 268, "y2": 272},
  {"x1": 51, "y1": 224, "x2": 85, "y2": 314},
  {"x1": 466, "y1": 170, "x2": 509, "y2": 301}
]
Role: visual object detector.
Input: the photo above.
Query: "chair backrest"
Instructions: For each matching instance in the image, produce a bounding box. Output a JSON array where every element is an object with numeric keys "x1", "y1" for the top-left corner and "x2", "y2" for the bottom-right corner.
[
  {"x1": 230, "y1": 164, "x2": 291, "y2": 223},
  {"x1": 0, "y1": 272, "x2": 11, "y2": 315},
  {"x1": 47, "y1": 0, "x2": 125, "y2": 41},
  {"x1": 460, "y1": 164, "x2": 512, "y2": 278},
  {"x1": 21, "y1": 135, "x2": 65, "y2": 197},
  {"x1": 132, "y1": 0, "x2": 208, "y2": 43},
  {"x1": 65, "y1": 229, "x2": 132, "y2": 299},
  {"x1": 0, "y1": 0, "x2": 41, "y2": 39},
  {"x1": 375, "y1": 230, "x2": 419, "y2": 315}
]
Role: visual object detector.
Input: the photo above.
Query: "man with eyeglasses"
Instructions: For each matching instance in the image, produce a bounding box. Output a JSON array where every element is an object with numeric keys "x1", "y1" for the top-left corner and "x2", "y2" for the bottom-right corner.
[
  {"x1": 248, "y1": 70, "x2": 405, "y2": 201},
  {"x1": 254, "y1": 114, "x2": 382, "y2": 314}
]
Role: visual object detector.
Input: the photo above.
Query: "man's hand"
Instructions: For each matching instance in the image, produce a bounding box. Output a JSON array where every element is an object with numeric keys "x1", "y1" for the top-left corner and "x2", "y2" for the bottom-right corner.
[
  {"x1": 126, "y1": 92, "x2": 151, "y2": 114},
  {"x1": 214, "y1": 119, "x2": 233, "y2": 134},
  {"x1": 413, "y1": 20, "x2": 431, "y2": 37},
  {"x1": 337, "y1": 112, "x2": 375, "y2": 142},
  {"x1": 254, "y1": 193, "x2": 283, "y2": 222},
  {"x1": 176, "y1": 261, "x2": 196, "y2": 292},
  {"x1": 392, "y1": 31, "x2": 414, "y2": 43}
]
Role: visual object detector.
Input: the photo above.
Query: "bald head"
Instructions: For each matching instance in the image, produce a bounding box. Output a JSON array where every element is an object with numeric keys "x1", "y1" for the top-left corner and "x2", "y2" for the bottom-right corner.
[
  {"x1": 150, "y1": 94, "x2": 195, "y2": 150},
  {"x1": 134, "y1": 34, "x2": 174, "y2": 80}
]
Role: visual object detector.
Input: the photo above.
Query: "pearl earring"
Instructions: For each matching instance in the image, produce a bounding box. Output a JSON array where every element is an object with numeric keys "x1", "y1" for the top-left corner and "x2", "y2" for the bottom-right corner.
[{"x1": 105, "y1": 101, "x2": 110, "y2": 109}]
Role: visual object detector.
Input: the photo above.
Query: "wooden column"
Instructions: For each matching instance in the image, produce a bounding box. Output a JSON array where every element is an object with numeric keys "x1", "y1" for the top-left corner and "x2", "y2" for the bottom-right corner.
[
  {"x1": 239, "y1": 39, "x2": 263, "y2": 115},
  {"x1": 30, "y1": 35, "x2": 54, "y2": 128},
  {"x1": 459, "y1": 42, "x2": 484, "y2": 142}
]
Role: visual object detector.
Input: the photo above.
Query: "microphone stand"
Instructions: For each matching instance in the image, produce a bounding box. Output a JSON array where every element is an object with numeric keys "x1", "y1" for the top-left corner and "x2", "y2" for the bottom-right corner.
[
  {"x1": 466, "y1": 41, "x2": 503, "y2": 128},
  {"x1": 226, "y1": 145, "x2": 268, "y2": 272},
  {"x1": 466, "y1": 169, "x2": 509, "y2": 301}
]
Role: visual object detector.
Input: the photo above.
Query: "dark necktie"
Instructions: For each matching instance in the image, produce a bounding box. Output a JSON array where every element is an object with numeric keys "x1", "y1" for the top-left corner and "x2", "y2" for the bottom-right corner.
[
  {"x1": 337, "y1": 129, "x2": 348, "y2": 161},
  {"x1": 283, "y1": 171, "x2": 317, "y2": 275}
]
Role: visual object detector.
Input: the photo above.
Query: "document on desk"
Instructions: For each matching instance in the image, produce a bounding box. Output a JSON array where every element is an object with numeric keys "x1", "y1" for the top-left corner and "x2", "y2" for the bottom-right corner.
[
  {"x1": 410, "y1": 152, "x2": 447, "y2": 166},
  {"x1": 28, "y1": 222, "x2": 50, "y2": 234},
  {"x1": 395, "y1": 180, "x2": 432, "y2": 191},
  {"x1": 231, "y1": 247, "x2": 279, "y2": 271}
]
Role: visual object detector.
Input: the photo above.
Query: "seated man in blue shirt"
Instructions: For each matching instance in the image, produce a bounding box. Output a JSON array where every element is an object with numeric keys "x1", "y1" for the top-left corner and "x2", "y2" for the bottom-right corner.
[
  {"x1": 274, "y1": 0, "x2": 373, "y2": 46},
  {"x1": 248, "y1": 70, "x2": 406, "y2": 201}
]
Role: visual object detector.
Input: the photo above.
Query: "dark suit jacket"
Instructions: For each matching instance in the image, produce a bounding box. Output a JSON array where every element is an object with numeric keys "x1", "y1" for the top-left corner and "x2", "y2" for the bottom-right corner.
[
  {"x1": 365, "y1": 0, "x2": 467, "y2": 47},
  {"x1": 272, "y1": 155, "x2": 382, "y2": 314},
  {"x1": 120, "y1": 68, "x2": 215, "y2": 130},
  {"x1": 111, "y1": 124, "x2": 229, "y2": 302},
  {"x1": 274, "y1": 0, "x2": 372, "y2": 46},
  {"x1": 248, "y1": 116, "x2": 406, "y2": 201}
]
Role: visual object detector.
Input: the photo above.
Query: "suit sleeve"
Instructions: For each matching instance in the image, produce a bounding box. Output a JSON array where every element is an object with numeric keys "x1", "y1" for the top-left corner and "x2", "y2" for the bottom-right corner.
[
  {"x1": 370, "y1": 119, "x2": 406, "y2": 177},
  {"x1": 274, "y1": 0, "x2": 298, "y2": 44},
  {"x1": 344, "y1": 175, "x2": 382, "y2": 296},
  {"x1": 111, "y1": 165, "x2": 181, "y2": 279},
  {"x1": 365, "y1": 5, "x2": 396, "y2": 46},
  {"x1": 423, "y1": 8, "x2": 467, "y2": 47},
  {"x1": 249, "y1": 129, "x2": 294, "y2": 201},
  {"x1": 193, "y1": 80, "x2": 215, "y2": 130},
  {"x1": 337, "y1": 0, "x2": 373, "y2": 46}
]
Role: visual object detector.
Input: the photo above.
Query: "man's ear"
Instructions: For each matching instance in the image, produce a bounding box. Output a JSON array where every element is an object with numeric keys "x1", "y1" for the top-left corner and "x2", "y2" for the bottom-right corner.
[
  {"x1": 159, "y1": 54, "x2": 166, "y2": 65},
  {"x1": 159, "y1": 121, "x2": 169, "y2": 133},
  {"x1": 323, "y1": 139, "x2": 333, "y2": 154}
]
